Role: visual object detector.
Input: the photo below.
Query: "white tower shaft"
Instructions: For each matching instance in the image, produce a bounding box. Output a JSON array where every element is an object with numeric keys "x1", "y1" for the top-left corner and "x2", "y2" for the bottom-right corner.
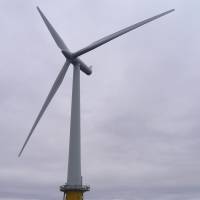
[{"x1": 67, "y1": 64, "x2": 81, "y2": 185}]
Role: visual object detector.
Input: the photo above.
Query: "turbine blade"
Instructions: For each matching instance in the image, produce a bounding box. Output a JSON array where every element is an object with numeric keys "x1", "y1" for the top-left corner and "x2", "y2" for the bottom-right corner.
[
  {"x1": 37, "y1": 6, "x2": 69, "y2": 51},
  {"x1": 18, "y1": 61, "x2": 70, "y2": 157},
  {"x1": 73, "y1": 9, "x2": 175, "y2": 58}
]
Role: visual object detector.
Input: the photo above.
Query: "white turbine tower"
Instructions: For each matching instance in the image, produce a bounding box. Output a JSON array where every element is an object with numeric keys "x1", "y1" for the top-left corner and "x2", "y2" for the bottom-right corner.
[{"x1": 19, "y1": 6, "x2": 174, "y2": 200}]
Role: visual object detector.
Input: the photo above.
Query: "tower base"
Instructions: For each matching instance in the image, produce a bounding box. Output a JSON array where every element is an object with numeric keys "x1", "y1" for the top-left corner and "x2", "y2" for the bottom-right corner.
[{"x1": 60, "y1": 185, "x2": 90, "y2": 200}]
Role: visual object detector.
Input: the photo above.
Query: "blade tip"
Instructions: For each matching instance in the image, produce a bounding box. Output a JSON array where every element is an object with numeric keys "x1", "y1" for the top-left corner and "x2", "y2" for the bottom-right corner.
[
  {"x1": 168, "y1": 9, "x2": 175, "y2": 13},
  {"x1": 36, "y1": 6, "x2": 42, "y2": 15},
  {"x1": 18, "y1": 147, "x2": 24, "y2": 157}
]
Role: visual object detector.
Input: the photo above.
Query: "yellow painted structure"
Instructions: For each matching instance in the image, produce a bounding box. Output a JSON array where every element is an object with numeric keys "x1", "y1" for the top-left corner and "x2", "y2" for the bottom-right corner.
[
  {"x1": 60, "y1": 185, "x2": 89, "y2": 200},
  {"x1": 65, "y1": 191, "x2": 83, "y2": 200}
]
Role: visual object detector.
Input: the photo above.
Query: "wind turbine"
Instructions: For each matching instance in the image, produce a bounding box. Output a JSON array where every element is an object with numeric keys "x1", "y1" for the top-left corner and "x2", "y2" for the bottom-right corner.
[{"x1": 18, "y1": 6, "x2": 174, "y2": 200}]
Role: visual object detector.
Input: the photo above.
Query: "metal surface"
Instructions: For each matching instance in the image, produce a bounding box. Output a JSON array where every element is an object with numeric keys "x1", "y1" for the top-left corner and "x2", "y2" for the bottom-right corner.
[
  {"x1": 67, "y1": 64, "x2": 81, "y2": 185},
  {"x1": 62, "y1": 50, "x2": 92, "y2": 75},
  {"x1": 65, "y1": 191, "x2": 83, "y2": 200},
  {"x1": 60, "y1": 185, "x2": 90, "y2": 192}
]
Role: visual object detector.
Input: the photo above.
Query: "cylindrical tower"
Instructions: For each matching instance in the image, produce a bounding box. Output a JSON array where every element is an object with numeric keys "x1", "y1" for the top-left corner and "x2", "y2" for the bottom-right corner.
[{"x1": 60, "y1": 64, "x2": 89, "y2": 200}]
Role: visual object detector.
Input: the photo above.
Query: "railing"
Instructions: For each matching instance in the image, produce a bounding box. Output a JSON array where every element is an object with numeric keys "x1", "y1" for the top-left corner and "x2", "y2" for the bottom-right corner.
[{"x1": 60, "y1": 184, "x2": 90, "y2": 192}]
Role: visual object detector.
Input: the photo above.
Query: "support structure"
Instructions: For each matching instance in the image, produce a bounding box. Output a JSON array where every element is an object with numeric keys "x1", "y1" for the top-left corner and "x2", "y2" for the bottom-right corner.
[{"x1": 60, "y1": 64, "x2": 90, "y2": 200}]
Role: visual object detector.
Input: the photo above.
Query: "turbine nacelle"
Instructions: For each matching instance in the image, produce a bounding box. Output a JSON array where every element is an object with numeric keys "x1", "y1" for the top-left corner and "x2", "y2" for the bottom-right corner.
[{"x1": 62, "y1": 50, "x2": 92, "y2": 75}]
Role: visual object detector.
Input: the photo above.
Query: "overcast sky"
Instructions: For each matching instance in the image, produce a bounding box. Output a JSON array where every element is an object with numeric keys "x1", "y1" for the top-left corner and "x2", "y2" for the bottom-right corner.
[{"x1": 0, "y1": 0, "x2": 200, "y2": 200}]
